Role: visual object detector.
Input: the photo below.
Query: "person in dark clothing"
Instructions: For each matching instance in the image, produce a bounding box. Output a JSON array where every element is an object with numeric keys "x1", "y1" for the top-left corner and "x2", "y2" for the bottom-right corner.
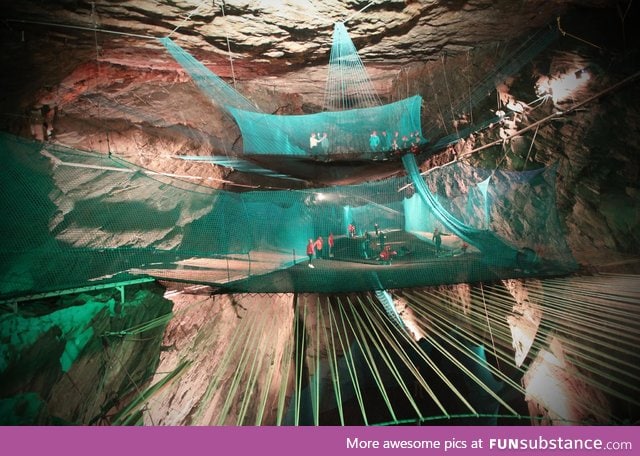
[
  {"x1": 362, "y1": 232, "x2": 371, "y2": 259},
  {"x1": 432, "y1": 228, "x2": 442, "y2": 257},
  {"x1": 378, "y1": 230, "x2": 386, "y2": 251}
]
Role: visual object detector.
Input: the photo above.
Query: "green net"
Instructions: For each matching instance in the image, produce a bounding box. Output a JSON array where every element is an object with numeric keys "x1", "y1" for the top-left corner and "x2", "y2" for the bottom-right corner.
[
  {"x1": 0, "y1": 133, "x2": 576, "y2": 299},
  {"x1": 228, "y1": 96, "x2": 423, "y2": 156},
  {"x1": 159, "y1": 36, "x2": 259, "y2": 113},
  {"x1": 159, "y1": 25, "x2": 425, "y2": 158},
  {"x1": 323, "y1": 22, "x2": 382, "y2": 111}
]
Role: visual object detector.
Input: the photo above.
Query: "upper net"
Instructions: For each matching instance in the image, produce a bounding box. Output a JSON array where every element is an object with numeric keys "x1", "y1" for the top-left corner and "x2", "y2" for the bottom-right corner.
[
  {"x1": 228, "y1": 96, "x2": 423, "y2": 156},
  {"x1": 159, "y1": 23, "x2": 425, "y2": 158}
]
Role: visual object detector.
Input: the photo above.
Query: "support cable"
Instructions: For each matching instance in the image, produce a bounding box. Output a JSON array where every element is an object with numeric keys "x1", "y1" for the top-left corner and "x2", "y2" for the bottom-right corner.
[
  {"x1": 167, "y1": 0, "x2": 210, "y2": 38},
  {"x1": 556, "y1": 16, "x2": 602, "y2": 50},
  {"x1": 441, "y1": 54, "x2": 459, "y2": 137}
]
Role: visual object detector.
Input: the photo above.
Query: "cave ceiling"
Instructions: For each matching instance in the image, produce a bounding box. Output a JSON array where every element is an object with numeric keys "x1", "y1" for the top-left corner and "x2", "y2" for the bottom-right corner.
[
  {"x1": 3, "y1": 0, "x2": 619, "y2": 71},
  {"x1": 0, "y1": 0, "x2": 629, "y2": 187}
]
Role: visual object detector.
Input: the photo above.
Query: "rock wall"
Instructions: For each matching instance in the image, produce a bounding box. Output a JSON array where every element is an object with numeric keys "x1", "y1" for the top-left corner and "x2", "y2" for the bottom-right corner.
[{"x1": 0, "y1": 283, "x2": 172, "y2": 424}]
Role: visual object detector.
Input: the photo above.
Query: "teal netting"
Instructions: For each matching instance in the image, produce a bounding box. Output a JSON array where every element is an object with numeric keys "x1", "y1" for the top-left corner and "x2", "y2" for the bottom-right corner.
[
  {"x1": 422, "y1": 27, "x2": 559, "y2": 142},
  {"x1": 402, "y1": 154, "x2": 576, "y2": 268},
  {"x1": 228, "y1": 96, "x2": 423, "y2": 156},
  {"x1": 160, "y1": 28, "x2": 425, "y2": 158},
  {"x1": 158, "y1": 36, "x2": 259, "y2": 113},
  {"x1": 323, "y1": 22, "x2": 382, "y2": 110},
  {"x1": 1, "y1": 133, "x2": 576, "y2": 299}
]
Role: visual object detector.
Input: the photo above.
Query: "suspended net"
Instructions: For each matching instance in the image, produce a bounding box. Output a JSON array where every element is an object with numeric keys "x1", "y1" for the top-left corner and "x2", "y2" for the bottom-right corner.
[
  {"x1": 228, "y1": 96, "x2": 423, "y2": 156},
  {"x1": 158, "y1": 36, "x2": 259, "y2": 113},
  {"x1": 120, "y1": 273, "x2": 640, "y2": 425},
  {"x1": 159, "y1": 24, "x2": 425, "y2": 158},
  {"x1": 0, "y1": 133, "x2": 576, "y2": 300},
  {"x1": 421, "y1": 26, "x2": 559, "y2": 142}
]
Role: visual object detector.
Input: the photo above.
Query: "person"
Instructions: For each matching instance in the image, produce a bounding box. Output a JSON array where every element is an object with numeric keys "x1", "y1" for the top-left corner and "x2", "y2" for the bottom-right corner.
[
  {"x1": 391, "y1": 137, "x2": 399, "y2": 153},
  {"x1": 397, "y1": 244, "x2": 412, "y2": 258},
  {"x1": 432, "y1": 228, "x2": 442, "y2": 257},
  {"x1": 328, "y1": 232, "x2": 334, "y2": 258},
  {"x1": 348, "y1": 221, "x2": 356, "y2": 238},
  {"x1": 377, "y1": 230, "x2": 386, "y2": 251},
  {"x1": 460, "y1": 242, "x2": 469, "y2": 255},
  {"x1": 401, "y1": 134, "x2": 409, "y2": 149},
  {"x1": 314, "y1": 236, "x2": 324, "y2": 259},
  {"x1": 380, "y1": 130, "x2": 390, "y2": 151},
  {"x1": 379, "y1": 245, "x2": 396, "y2": 265},
  {"x1": 320, "y1": 132, "x2": 329, "y2": 155},
  {"x1": 362, "y1": 231, "x2": 372, "y2": 259},
  {"x1": 306, "y1": 239, "x2": 315, "y2": 268},
  {"x1": 309, "y1": 132, "x2": 321, "y2": 151},
  {"x1": 374, "y1": 223, "x2": 379, "y2": 236},
  {"x1": 369, "y1": 130, "x2": 380, "y2": 152}
]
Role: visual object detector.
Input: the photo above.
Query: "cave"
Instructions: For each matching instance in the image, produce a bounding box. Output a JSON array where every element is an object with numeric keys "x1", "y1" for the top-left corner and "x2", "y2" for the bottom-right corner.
[{"x1": 0, "y1": 0, "x2": 639, "y2": 427}]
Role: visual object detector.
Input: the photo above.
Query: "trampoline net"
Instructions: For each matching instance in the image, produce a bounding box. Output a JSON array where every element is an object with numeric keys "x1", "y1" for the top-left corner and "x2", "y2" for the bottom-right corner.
[
  {"x1": 228, "y1": 96, "x2": 423, "y2": 156},
  {"x1": 160, "y1": 29, "x2": 425, "y2": 158},
  {"x1": 0, "y1": 133, "x2": 577, "y2": 299}
]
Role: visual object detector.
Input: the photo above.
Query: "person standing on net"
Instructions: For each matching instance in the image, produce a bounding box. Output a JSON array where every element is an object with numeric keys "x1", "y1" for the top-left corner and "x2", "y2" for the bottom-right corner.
[
  {"x1": 328, "y1": 232, "x2": 335, "y2": 258},
  {"x1": 348, "y1": 222, "x2": 356, "y2": 238},
  {"x1": 315, "y1": 236, "x2": 324, "y2": 259},
  {"x1": 307, "y1": 239, "x2": 316, "y2": 268},
  {"x1": 433, "y1": 228, "x2": 442, "y2": 257},
  {"x1": 321, "y1": 132, "x2": 329, "y2": 156},
  {"x1": 369, "y1": 130, "x2": 380, "y2": 152}
]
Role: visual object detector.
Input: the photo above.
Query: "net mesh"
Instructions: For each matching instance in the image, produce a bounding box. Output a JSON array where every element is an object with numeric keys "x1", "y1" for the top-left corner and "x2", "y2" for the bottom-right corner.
[
  {"x1": 0, "y1": 133, "x2": 576, "y2": 299},
  {"x1": 228, "y1": 96, "x2": 423, "y2": 156},
  {"x1": 160, "y1": 28, "x2": 425, "y2": 158}
]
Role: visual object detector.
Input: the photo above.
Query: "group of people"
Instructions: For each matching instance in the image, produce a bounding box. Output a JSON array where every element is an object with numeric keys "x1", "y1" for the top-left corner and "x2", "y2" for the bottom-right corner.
[
  {"x1": 369, "y1": 130, "x2": 423, "y2": 154},
  {"x1": 361, "y1": 223, "x2": 399, "y2": 264},
  {"x1": 308, "y1": 130, "x2": 424, "y2": 157},
  {"x1": 306, "y1": 223, "x2": 454, "y2": 268},
  {"x1": 309, "y1": 132, "x2": 330, "y2": 154},
  {"x1": 306, "y1": 233, "x2": 335, "y2": 268}
]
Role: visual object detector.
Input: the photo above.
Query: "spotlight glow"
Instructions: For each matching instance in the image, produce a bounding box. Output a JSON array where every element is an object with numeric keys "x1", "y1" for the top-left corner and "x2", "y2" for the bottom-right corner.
[{"x1": 535, "y1": 69, "x2": 591, "y2": 104}]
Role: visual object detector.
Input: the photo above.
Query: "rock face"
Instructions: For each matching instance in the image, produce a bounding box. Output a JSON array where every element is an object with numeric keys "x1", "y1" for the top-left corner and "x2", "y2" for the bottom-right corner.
[
  {"x1": 0, "y1": 0, "x2": 638, "y2": 426},
  {"x1": 0, "y1": 283, "x2": 172, "y2": 424},
  {"x1": 5, "y1": 1, "x2": 614, "y2": 70}
]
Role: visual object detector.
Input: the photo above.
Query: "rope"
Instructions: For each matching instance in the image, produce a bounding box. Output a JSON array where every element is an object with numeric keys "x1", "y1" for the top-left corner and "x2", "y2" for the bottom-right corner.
[
  {"x1": 404, "y1": 68, "x2": 640, "y2": 186},
  {"x1": 466, "y1": 50, "x2": 474, "y2": 125},
  {"x1": 322, "y1": 300, "x2": 345, "y2": 424},
  {"x1": 343, "y1": 1, "x2": 376, "y2": 24},
  {"x1": 427, "y1": 66, "x2": 450, "y2": 135},
  {"x1": 441, "y1": 54, "x2": 459, "y2": 137},
  {"x1": 480, "y1": 282, "x2": 501, "y2": 372},
  {"x1": 109, "y1": 274, "x2": 638, "y2": 425},
  {"x1": 220, "y1": 1, "x2": 238, "y2": 88},
  {"x1": 276, "y1": 305, "x2": 296, "y2": 425},
  {"x1": 90, "y1": 3, "x2": 111, "y2": 157},
  {"x1": 166, "y1": 0, "x2": 210, "y2": 38},
  {"x1": 7, "y1": 18, "x2": 158, "y2": 40},
  {"x1": 333, "y1": 297, "x2": 369, "y2": 424},
  {"x1": 557, "y1": 16, "x2": 602, "y2": 50},
  {"x1": 522, "y1": 122, "x2": 540, "y2": 170},
  {"x1": 347, "y1": 296, "x2": 401, "y2": 421}
]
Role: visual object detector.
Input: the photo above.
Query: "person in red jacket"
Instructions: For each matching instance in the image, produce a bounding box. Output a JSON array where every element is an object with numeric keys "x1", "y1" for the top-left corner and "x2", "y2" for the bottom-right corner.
[
  {"x1": 315, "y1": 236, "x2": 324, "y2": 259},
  {"x1": 306, "y1": 239, "x2": 315, "y2": 268}
]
